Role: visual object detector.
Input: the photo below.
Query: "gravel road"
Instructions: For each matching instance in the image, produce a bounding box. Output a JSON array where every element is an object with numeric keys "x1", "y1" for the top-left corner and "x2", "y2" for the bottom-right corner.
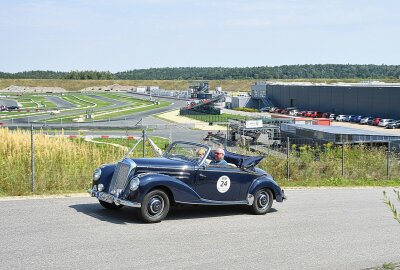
[{"x1": 0, "y1": 188, "x2": 399, "y2": 269}]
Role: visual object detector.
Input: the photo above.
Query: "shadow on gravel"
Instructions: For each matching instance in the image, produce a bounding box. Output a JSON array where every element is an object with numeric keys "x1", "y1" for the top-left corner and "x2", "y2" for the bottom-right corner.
[
  {"x1": 70, "y1": 203, "x2": 278, "y2": 224},
  {"x1": 69, "y1": 203, "x2": 142, "y2": 224},
  {"x1": 165, "y1": 205, "x2": 278, "y2": 221}
]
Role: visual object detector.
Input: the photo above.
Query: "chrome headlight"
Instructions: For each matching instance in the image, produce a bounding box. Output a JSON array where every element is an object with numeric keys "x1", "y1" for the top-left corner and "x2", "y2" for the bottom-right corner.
[
  {"x1": 129, "y1": 177, "x2": 140, "y2": 191},
  {"x1": 93, "y1": 168, "x2": 102, "y2": 181}
]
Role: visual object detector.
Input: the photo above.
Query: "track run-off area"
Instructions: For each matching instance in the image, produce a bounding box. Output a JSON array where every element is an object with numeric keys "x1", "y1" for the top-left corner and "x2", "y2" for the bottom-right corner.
[{"x1": 0, "y1": 188, "x2": 399, "y2": 270}]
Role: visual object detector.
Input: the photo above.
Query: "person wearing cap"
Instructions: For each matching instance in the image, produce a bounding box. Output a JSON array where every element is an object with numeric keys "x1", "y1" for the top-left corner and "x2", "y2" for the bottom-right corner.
[{"x1": 210, "y1": 147, "x2": 228, "y2": 165}]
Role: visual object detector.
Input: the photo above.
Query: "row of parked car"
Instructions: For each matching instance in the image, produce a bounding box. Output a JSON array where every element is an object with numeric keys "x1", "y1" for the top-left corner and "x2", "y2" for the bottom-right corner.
[
  {"x1": 335, "y1": 115, "x2": 400, "y2": 129},
  {"x1": 260, "y1": 107, "x2": 400, "y2": 129}
]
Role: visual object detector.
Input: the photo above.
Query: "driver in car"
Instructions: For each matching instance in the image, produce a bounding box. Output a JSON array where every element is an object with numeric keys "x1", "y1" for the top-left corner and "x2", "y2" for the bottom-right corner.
[{"x1": 210, "y1": 148, "x2": 228, "y2": 166}]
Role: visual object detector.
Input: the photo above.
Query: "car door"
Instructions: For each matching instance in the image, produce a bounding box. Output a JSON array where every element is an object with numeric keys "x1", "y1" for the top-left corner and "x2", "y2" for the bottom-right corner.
[{"x1": 194, "y1": 165, "x2": 254, "y2": 202}]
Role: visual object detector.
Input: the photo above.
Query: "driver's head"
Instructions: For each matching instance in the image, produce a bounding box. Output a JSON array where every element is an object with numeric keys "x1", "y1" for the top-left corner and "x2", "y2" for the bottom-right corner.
[{"x1": 214, "y1": 148, "x2": 225, "y2": 161}]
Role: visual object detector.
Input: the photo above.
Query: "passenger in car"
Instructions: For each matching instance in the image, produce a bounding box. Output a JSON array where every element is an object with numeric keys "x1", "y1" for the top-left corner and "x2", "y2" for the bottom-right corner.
[
  {"x1": 196, "y1": 148, "x2": 205, "y2": 159},
  {"x1": 210, "y1": 148, "x2": 228, "y2": 166}
]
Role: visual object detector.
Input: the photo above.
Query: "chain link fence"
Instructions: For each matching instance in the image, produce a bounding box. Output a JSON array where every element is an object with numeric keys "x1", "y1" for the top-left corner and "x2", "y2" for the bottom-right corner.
[{"x1": 254, "y1": 136, "x2": 400, "y2": 183}]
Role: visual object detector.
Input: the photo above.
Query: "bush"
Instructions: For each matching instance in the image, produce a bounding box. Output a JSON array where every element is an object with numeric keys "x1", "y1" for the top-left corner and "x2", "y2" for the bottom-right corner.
[{"x1": 233, "y1": 107, "x2": 259, "y2": 113}]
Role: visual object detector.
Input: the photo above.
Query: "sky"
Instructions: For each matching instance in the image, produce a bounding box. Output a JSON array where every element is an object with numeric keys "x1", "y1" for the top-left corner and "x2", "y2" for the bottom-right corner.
[{"x1": 0, "y1": 0, "x2": 399, "y2": 72}]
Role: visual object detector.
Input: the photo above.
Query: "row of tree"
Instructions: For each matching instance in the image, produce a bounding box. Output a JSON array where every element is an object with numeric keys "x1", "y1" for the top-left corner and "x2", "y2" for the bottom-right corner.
[{"x1": 1, "y1": 65, "x2": 400, "y2": 80}]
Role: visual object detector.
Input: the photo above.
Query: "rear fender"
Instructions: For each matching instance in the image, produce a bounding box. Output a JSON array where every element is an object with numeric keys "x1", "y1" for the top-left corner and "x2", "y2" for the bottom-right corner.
[{"x1": 248, "y1": 176, "x2": 281, "y2": 200}]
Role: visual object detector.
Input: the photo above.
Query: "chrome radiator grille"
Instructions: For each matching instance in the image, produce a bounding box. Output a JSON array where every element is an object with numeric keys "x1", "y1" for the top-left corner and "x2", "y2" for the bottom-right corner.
[{"x1": 109, "y1": 162, "x2": 131, "y2": 196}]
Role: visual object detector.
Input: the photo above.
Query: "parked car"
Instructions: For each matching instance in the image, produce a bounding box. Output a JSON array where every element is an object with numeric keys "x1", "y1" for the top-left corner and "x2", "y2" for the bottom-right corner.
[
  {"x1": 270, "y1": 107, "x2": 278, "y2": 112},
  {"x1": 386, "y1": 120, "x2": 400, "y2": 129},
  {"x1": 259, "y1": 107, "x2": 271, "y2": 112},
  {"x1": 289, "y1": 109, "x2": 299, "y2": 116},
  {"x1": 336, "y1": 115, "x2": 347, "y2": 121},
  {"x1": 360, "y1": 116, "x2": 374, "y2": 125},
  {"x1": 285, "y1": 107, "x2": 297, "y2": 111},
  {"x1": 322, "y1": 112, "x2": 331, "y2": 118},
  {"x1": 378, "y1": 119, "x2": 394, "y2": 127},
  {"x1": 329, "y1": 114, "x2": 336, "y2": 121},
  {"x1": 298, "y1": 111, "x2": 306, "y2": 116},
  {"x1": 6, "y1": 106, "x2": 20, "y2": 111},
  {"x1": 305, "y1": 111, "x2": 314, "y2": 117},
  {"x1": 310, "y1": 111, "x2": 323, "y2": 118},
  {"x1": 88, "y1": 141, "x2": 287, "y2": 223},
  {"x1": 372, "y1": 118, "x2": 381, "y2": 126},
  {"x1": 344, "y1": 115, "x2": 356, "y2": 122},
  {"x1": 351, "y1": 115, "x2": 363, "y2": 123},
  {"x1": 280, "y1": 109, "x2": 289, "y2": 114}
]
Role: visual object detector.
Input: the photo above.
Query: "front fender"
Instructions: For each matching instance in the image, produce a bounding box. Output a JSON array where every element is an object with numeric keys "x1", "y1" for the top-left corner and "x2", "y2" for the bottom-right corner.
[
  {"x1": 93, "y1": 164, "x2": 116, "y2": 190},
  {"x1": 137, "y1": 174, "x2": 201, "y2": 203},
  {"x1": 248, "y1": 176, "x2": 285, "y2": 202}
]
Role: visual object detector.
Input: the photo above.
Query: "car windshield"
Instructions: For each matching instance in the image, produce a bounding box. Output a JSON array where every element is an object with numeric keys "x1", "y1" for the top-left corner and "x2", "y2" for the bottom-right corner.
[{"x1": 163, "y1": 142, "x2": 210, "y2": 164}]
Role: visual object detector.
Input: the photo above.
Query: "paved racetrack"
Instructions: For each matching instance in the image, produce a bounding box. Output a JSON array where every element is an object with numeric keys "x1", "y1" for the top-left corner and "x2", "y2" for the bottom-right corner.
[{"x1": 1, "y1": 188, "x2": 399, "y2": 269}]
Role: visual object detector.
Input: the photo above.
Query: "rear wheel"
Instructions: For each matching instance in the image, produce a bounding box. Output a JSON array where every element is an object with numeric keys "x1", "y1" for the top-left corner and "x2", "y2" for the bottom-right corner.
[
  {"x1": 251, "y1": 189, "x2": 273, "y2": 215},
  {"x1": 140, "y1": 189, "x2": 170, "y2": 223},
  {"x1": 99, "y1": 200, "x2": 124, "y2": 210}
]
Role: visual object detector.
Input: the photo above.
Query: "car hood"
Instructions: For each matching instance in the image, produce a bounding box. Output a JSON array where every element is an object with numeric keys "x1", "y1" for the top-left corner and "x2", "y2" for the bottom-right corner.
[{"x1": 131, "y1": 157, "x2": 194, "y2": 170}]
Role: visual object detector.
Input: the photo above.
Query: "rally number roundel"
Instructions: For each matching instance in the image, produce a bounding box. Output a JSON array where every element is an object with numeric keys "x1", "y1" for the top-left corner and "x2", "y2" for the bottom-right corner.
[{"x1": 216, "y1": 175, "x2": 231, "y2": 193}]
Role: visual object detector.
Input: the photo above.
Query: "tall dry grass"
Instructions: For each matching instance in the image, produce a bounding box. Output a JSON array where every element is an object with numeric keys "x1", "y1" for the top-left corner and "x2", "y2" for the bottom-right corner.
[
  {"x1": 0, "y1": 128, "x2": 125, "y2": 195},
  {"x1": 2, "y1": 78, "x2": 400, "y2": 92},
  {"x1": 260, "y1": 143, "x2": 400, "y2": 186}
]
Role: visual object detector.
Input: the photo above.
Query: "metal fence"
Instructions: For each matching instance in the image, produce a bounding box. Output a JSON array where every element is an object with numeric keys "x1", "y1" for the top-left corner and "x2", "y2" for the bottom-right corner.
[{"x1": 252, "y1": 136, "x2": 400, "y2": 182}]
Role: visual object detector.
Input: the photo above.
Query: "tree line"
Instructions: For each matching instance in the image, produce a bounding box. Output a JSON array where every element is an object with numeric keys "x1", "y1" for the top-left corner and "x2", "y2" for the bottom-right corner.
[{"x1": 1, "y1": 65, "x2": 400, "y2": 80}]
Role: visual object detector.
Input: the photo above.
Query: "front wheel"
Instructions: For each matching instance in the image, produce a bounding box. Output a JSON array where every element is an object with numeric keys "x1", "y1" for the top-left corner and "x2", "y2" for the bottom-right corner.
[
  {"x1": 140, "y1": 189, "x2": 170, "y2": 223},
  {"x1": 251, "y1": 189, "x2": 273, "y2": 215},
  {"x1": 99, "y1": 200, "x2": 124, "y2": 210}
]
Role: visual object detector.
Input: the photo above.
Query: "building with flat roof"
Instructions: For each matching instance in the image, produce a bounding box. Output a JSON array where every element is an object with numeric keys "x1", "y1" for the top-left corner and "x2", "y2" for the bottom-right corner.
[
  {"x1": 251, "y1": 81, "x2": 400, "y2": 119},
  {"x1": 281, "y1": 124, "x2": 400, "y2": 149}
]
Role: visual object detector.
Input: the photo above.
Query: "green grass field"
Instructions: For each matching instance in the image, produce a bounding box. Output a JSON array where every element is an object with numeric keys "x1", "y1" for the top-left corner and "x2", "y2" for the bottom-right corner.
[
  {"x1": 0, "y1": 92, "x2": 170, "y2": 122},
  {"x1": 91, "y1": 137, "x2": 170, "y2": 155},
  {"x1": 44, "y1": 96, "x2": 170, "y2": 123},
  {"x1": 183, "y1": 113, "x2": 250, "y2": 123}
]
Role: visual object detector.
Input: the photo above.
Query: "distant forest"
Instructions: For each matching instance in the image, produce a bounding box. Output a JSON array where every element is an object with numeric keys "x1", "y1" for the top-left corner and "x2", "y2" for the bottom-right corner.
[{"x1": 1, "y1": 65, "x2": 400, "y2": 80}]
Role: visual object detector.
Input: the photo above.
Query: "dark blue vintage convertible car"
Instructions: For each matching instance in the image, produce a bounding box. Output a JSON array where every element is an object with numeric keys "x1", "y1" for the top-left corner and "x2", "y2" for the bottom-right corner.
[{"x1": 88, "y1": 141, "x2": 286, "y2": 223}]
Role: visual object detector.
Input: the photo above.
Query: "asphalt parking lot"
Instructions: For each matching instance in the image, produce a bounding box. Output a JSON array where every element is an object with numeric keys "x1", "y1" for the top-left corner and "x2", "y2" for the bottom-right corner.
[{"x1": 1, "y1": 188, "x2": 399, "y2": 270}]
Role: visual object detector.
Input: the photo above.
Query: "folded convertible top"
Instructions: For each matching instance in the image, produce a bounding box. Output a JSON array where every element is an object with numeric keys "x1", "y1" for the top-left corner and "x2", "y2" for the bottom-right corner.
[{"x1": 208, "y1": 150, "x2": 264, "y2": 168}]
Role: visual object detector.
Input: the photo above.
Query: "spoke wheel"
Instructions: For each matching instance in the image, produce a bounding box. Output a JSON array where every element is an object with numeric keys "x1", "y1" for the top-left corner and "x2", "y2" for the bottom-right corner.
[
  {"x1": 140, "y1": 190, "x2": 170, "y2": 223},
  {"x1": 251, "y1": 189, "x2": 273, "y2": 215}
]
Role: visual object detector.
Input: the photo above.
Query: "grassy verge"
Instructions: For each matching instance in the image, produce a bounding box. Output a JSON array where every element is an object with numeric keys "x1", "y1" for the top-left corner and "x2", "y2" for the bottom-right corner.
[
  {"x1": 183, "y1": 113, "x2": 250, "y2": 123},
  {"x1": 61, "y1": 95, "x2": 95, "y2": 107},
  {"x1": 90, "y1": 137, "x2": 170, "y2": 155},
  {"x1": 88, "y1": 101, "x2": 170, "y2": 121},
  {"x1": 76, "y1": 94, "x2": 113, "y2": 107},
  {"x1": 44, "y1": 100, "x2": 170, "y2": 123}
]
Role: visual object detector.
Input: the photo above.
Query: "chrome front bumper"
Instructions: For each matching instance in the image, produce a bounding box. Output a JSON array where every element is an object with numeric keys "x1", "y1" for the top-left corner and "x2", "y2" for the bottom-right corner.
[{"x1": 88, "y1": 188, "x2": 141, "y2": 208}]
